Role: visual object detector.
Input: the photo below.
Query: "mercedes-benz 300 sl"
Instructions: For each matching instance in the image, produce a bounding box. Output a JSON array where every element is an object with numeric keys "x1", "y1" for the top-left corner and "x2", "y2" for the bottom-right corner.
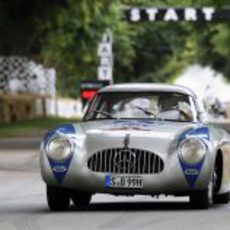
[{"x1": 40, "y1": 84, "x2": 230, "y2": 210}]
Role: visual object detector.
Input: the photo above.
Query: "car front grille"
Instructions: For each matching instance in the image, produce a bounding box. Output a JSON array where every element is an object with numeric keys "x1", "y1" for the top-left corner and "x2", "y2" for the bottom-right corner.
[{"x1": 87, "y1": 148, "x2": 164, "y2": 174}]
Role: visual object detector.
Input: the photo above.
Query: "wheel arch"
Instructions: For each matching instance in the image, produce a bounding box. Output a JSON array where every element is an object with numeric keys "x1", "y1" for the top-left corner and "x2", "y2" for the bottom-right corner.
[{"x1": 215, "y1": 144, "x2": 230, "y2": 194}]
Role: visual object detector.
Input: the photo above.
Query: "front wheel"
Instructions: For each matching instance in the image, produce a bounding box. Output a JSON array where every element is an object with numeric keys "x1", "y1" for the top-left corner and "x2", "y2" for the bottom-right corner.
[
  {"x1": 71, "y1": 192, "x2": 92, "y2": 208},
  {"x1": 47, "y1": 185, "x2": 70, "y2": 211},
  {"x1": 213, "y1": 192, "x2": 229, "y2": 204},
  {"x1": 190, "y1": 189, "x2": 210, "y2": 209},
  {"x1": 190, "y1": 172, "x2": 215, "y2": 209}
]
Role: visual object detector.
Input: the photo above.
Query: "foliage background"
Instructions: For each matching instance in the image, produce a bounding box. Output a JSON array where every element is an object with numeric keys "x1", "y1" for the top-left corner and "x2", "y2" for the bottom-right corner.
[{"x1": 0, "y1": 0, "x2": 230, "y2": 97}]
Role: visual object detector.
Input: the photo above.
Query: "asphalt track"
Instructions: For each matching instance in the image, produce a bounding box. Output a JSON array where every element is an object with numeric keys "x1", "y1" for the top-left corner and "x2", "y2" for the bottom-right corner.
[{"x1": 1, "y1": 122, "x2": 230, "y2": 230}]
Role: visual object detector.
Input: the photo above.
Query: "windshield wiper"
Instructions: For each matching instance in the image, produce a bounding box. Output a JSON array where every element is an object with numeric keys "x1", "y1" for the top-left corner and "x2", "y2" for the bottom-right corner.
[
  {"x1": 132, "y1": 106, "x2": 157, "y2": 119},
  {"x1": 160, "y1": 118, "x2": 190, "y2": 123}
]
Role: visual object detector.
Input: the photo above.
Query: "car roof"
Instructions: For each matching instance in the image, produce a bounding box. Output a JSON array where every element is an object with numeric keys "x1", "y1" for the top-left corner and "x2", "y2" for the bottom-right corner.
[{"x1": 99, "y1": 83, "x2": 196, "y2": 97}]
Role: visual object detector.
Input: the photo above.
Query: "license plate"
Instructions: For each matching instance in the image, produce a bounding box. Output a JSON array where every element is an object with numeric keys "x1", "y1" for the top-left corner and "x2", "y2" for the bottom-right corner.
[{"x1": 105, "y1": 175, "x2": 143, "y2": 188}]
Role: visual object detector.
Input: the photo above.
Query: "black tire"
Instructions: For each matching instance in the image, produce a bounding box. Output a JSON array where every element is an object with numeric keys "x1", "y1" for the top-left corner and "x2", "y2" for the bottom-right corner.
[
  {"x1": 212, "y1": 153, "x2": 229, "y2": 204},
  {"x1": 190, "y1": 172, "x2": 215, "y2": 210},
  {"x1": 213, "y1": 192, "x2": 229, "y2": 204},
  {"x1": 190, "y1": 189, "x2": 210, "y2": 209},
  {"x1": 71, "y1": 192, "x2": 92, "y2": 208},
  {"x1": 47, "y1": 185, "x2": 70, "y2": 211}
]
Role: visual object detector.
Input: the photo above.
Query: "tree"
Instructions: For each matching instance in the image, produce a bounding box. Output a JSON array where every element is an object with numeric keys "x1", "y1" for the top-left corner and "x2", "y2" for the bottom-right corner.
[
  {"x1": 1, "y1": 0, "x2": 230, "y2": 97},
  {"x1": 0, "y1": 0, "x2": 65, "y2": 56},
  {"x1": 41, "y1": 0, "x2": 136, "y2": 97}
]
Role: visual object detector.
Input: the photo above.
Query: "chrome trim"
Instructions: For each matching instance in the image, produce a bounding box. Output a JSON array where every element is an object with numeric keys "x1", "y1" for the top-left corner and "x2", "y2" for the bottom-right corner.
[{"x1": 88, "y1": 148, "x2": 164, "y2": 174}]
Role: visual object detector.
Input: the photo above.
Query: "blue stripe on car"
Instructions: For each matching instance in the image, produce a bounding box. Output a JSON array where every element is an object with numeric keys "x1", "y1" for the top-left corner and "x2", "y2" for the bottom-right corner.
[
  {"x1": 179, "y1": 126, "x2": 209, "y2": 143},
  {"x1": 44, "y1": 124, "x2": 75, "y2": 145},
  {"x1": 105, "y1": 175, "x2": 111, "y2": 187},
  {"x1": 179, "y1": 159, "x2": 205, "y2": 188},
  {"x1": 44, "y1": 124, "x2": 76, "y2": 184},
  {"x1": 178, "y1": 126, "x2": 209, "y2": 188},
  {"x1": 48, "y1": 155, "x2": 73, "y2": 184}
]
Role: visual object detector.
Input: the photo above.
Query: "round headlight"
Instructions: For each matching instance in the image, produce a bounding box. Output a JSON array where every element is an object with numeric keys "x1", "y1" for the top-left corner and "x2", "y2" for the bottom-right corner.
[
  {"x1": 46, "y1": 136, "x2": 72, "y2": 161},
  {"x1": 179, "y1": 138, "x2": 206, "y2": 165}
]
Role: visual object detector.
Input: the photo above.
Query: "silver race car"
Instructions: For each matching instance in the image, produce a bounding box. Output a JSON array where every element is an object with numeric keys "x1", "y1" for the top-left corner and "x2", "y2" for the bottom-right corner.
[{"x1": 40, "y1": 84, "x2": 230, "y2": 210}]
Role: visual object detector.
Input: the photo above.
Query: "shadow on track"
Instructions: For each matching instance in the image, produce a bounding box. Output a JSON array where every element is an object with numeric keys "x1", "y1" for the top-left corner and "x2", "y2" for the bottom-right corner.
[
  {"x1": 66, "y1": 201, "x2": 222, "y2": 212},
  {"x1": 70, "y1": 201, "x2": 190, "y2": 212},
  {"x1": 0, "y1": 201, "x2": 223, "y2": 215}
]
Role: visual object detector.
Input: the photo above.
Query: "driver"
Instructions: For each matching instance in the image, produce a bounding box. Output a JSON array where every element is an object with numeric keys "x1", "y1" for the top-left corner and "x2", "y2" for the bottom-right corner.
[
  {"x1": 158, "y1": 95, "x2": 193, "y2": 121},
  {"x1": 129, "y1": 98, "x2": 152, "y2": 118},
  {"x1": 177, "y1": 101, "x2": 194, "y2": 121}
]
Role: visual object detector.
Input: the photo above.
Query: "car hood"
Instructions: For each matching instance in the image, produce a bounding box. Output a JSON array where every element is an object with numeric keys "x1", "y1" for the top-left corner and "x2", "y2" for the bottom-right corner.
[{"x1": 79, "y1": 120, "x2": 197, "y2": 156}]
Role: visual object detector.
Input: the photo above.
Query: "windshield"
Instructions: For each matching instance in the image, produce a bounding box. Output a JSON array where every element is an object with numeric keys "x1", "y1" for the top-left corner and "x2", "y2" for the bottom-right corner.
[{"x1": 84, "y1": 92, "x2": 198, "y2": 122}]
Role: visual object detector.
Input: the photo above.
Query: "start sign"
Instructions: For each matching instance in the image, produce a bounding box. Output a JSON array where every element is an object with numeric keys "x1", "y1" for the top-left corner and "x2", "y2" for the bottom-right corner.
[{"x1": 124, "y1": 7, "x2": 230, "y2": 22}]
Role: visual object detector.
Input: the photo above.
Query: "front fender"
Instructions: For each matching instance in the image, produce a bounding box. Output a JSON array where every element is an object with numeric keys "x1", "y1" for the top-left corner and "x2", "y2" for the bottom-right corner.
[
  {"x1": 40, "y1": 123, "x2": 81, "y2": 185},
  {"x1": 177, "y1": 126, "x2": 216, "y2": 189}
]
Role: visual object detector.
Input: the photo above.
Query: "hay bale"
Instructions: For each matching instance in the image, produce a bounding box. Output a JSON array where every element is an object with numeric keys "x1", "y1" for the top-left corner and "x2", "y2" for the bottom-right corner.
[
  {"x1": 0, "y1": 93, "x2": 38, "y2": 124},
  {"x1": 0, "y1": 99, "x2": 10, "y2": 123}
]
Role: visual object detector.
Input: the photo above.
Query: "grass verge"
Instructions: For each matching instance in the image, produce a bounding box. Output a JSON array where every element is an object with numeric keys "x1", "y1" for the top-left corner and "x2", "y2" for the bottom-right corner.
[{"x1": 0, "y1": 117, "x2": 80, "y2": 139}]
